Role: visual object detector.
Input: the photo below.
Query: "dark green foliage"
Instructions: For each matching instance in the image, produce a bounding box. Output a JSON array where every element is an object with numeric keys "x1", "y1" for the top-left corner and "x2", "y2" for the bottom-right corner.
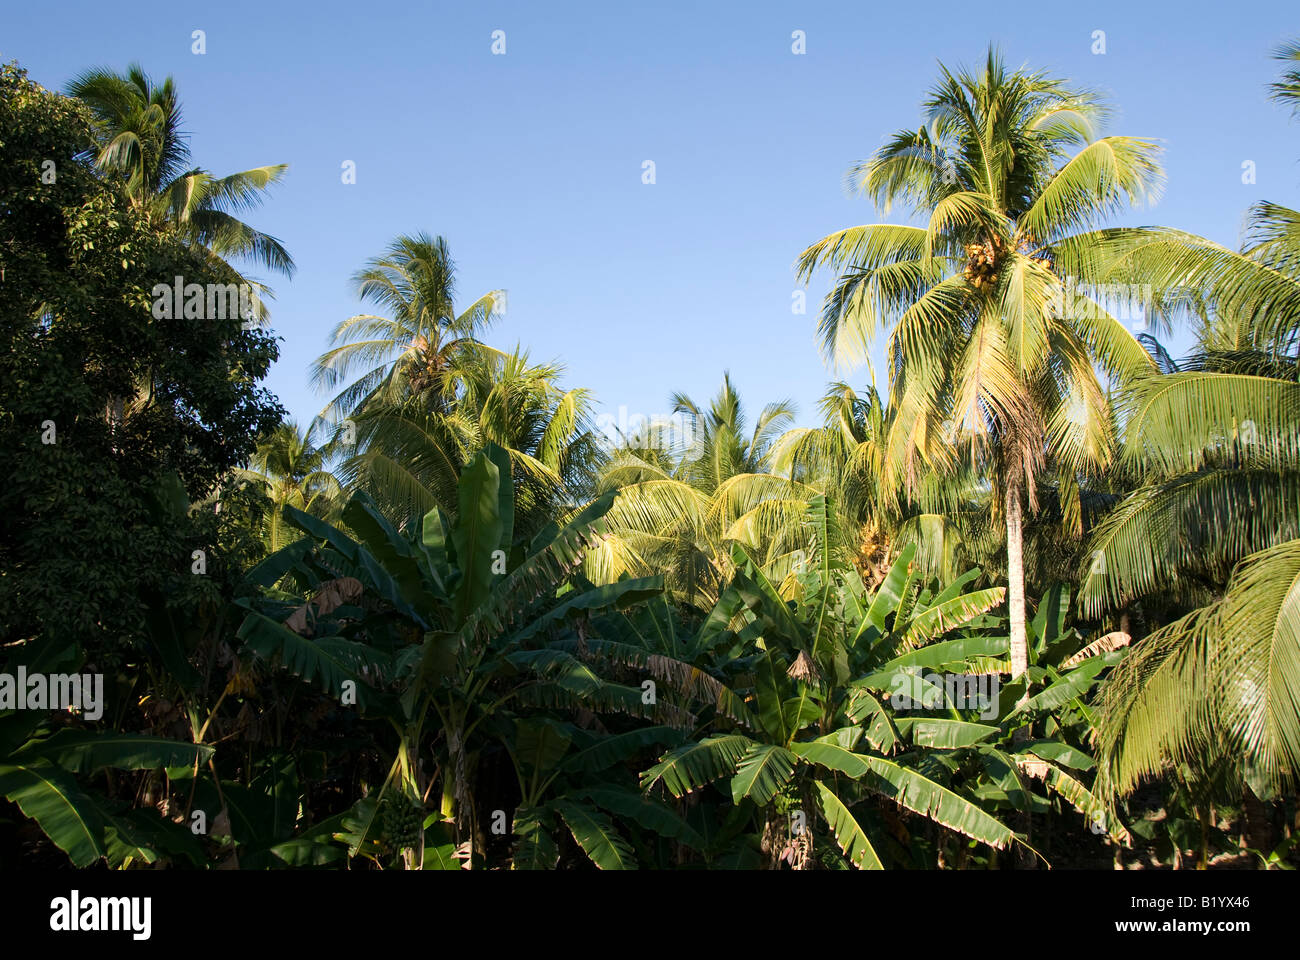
[{"x1": 0, "y1": 62, "x2": 284, "y2": 653}]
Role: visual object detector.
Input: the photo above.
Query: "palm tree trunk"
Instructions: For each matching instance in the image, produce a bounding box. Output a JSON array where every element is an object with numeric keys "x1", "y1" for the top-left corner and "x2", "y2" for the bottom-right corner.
[
  {"x1": 1198, "y1": 805, "x2": 1210, "y2": 869},
  {"x1": 1006, "y1": 478, "x2": 1036, "y2": 869},
  {"x1": 1005, "y1": 480, "x2": 1029, "y2": 684},
  {"x1": 105, "y1": 394, "x2": 125, "y2": 453},
  {"x1": 1242, "y1": 788, "x2": 1275, "y2": 867}
]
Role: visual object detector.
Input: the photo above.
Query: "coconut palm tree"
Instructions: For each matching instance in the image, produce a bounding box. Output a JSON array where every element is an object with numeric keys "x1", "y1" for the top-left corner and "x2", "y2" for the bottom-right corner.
[
  {"x1": 67, "y1": 64, "x2": 294, "y2": 282},
  {"x1": 670, "y1": 372, "x2": 796, "y2": 489},
  {"x1": 771, "y1": 380, "x2": 987, "y2": 586},
  {"x1": 310, "y1": 233, "x2": 504, "y2": 427},
  {"x1": 1271, "y1": 39, "x2": 1300, "y2": 115},
  {"x1": 1078, "y1": 317, "x2": 1300, "y2": 617},
  {"x1": 1076, "y1": 37, "x2": 1300, "y2": 618},
  {"x1": 67, "y1": 64, "x2": 294, "y2": 440},
  {"x1": 797, "y1": 48, "x2": 1161, "y2": 689},
  {"x1": 588, "y1": 374, "x2": 809, "y2": 608},
  {"x1": 339, "y1": 348, "x2": 601, "y2": 539},
  {"x1": 1082, "y1": 42, "x2": 1300, "y2": 806},
  {"x1": 237, "y1": 420, "x2": 343, "y2": 552}
]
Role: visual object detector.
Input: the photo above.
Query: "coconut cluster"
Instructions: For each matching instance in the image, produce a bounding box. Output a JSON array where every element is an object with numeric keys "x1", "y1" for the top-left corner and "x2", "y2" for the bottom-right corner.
[{"x1": 962, "y1": 234, "x2": 1008, "y2": 289}]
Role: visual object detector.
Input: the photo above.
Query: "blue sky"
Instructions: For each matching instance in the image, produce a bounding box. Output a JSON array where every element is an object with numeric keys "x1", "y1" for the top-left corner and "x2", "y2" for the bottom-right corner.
[{"x1": 4, "y1": 1, "x2": 1298, "y2": 434}]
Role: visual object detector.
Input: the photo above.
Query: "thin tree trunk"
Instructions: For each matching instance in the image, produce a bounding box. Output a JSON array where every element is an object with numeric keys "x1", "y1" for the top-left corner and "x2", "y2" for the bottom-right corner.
[
  {"x1": 106, "y1": 394, "x2": 125, "y2": 453},
  {"x1": 1005, "y1": 479, "x2": 1036, "y2": 868},
  {"x1": 1198, "y1": 806, "x2": 1209, "y2": 869},
  {"x1": 759, "y1": 810, "x2": 781, "y2": 869},
  {"x1": 1242, "y1": 787, "x2": 1275, "y2": 867},
  {"x1": 1005, "y1": 481, "x2": 1030, "y2": 688}
]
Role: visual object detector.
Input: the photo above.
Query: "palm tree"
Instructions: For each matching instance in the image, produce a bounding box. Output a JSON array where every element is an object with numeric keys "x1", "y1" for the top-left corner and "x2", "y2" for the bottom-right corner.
[
  {"x1": 771, "y1": 379, "x2": 986, "y2": 586},
  {"x1": 1093, "y1": 539, "x2": 1300, "y2": 808},
  {"x1": 237, "y1": 420, "x2": 343, "y2": 552},
  {"x1": 1271, "y1": 39, "x2": 1300, "y2": 115},
  {"x1": 797, "y1": 48, "x2": 1161, "y2": 689},
  {"x1": 310, "y1": 233, "x2": 503, "y2": 426},
  {"x1": 770, "y1": 378, "x2": 1094, "y2": 609},
  {"x1": 670, "y1": 372, "x2": 795, "y2": 489},
  {"x1": 1083, "y1": 42, "x2": 1300, "y2": 806},
  {"x1": 1078, "y1": 320, "x2": 1300, "y2": 617},
  {"x1": 67, "y1": 64, "x2": 294, "y2": 444},
  {"x1": 588, "y1": 373, "x2": 808, "y2": 607},
  {"x1": 1076, "y1": 40, "x2": 1300, "y2": 613},
  {"x1": 67, "y1": 64, "x2": 294, "y2": 283},
  {"x1": 339, "y1": 348, "x2": 601, "y2": 538}
]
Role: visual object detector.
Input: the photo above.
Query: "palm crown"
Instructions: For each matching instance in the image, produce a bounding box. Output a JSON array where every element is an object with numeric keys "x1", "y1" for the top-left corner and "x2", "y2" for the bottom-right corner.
[
  {"x1": 68, "y1": 64, "x2": 294, "y2": 280},
  {"x1": 798, "y1": 48, "x2": 1162, "y2": 684},
  {"x1": 311, "y1": 233, "x2": 504, "y2": 426}
]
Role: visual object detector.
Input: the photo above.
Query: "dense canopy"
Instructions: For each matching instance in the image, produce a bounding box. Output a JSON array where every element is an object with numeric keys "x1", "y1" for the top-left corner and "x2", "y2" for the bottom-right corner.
[{"x1": 1, "y1": 42, "x2": 1297, "y2": 874}]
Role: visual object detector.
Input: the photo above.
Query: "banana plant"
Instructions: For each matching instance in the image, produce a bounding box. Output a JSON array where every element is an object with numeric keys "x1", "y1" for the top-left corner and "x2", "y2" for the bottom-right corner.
[
  {"x1": 850, "y1": 575, "x2": 1135, "y2": 861},
  {"x1": 508, "y1": 592, "x2": 788, "y2": 868},
  {"x1": 635, "y1": 510, "x2": 1019, "y2": 869},
  {"x1": 0, "y1": 638, "x2": 212, "y2": 867},
  {"x1": 233, "y1": 443, "x2": 663, "y2": 867},
  {"x1": 500, "y1": 715, "x2": 706, "y2": 870}
]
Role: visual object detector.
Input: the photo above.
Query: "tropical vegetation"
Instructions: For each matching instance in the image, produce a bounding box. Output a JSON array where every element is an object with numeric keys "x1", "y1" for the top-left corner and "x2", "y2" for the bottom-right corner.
[{"x1": 2, "y1": 40, "x2": 1298, "y2": 871}]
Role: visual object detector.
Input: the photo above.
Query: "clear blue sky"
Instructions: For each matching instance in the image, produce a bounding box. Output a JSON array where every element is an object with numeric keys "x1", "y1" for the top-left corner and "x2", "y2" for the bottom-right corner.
[{"x1": 5, "y1": 1, "x2": 1298, "y2": 433}]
